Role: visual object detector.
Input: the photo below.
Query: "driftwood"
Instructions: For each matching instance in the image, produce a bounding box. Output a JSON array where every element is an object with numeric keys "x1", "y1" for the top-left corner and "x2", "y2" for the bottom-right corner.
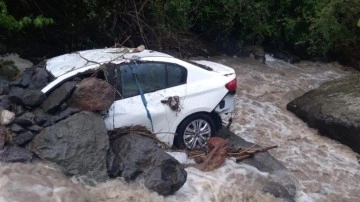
[
  {"x1": 109, "y1": 125, "x2": 171, "y2": 149},
  {"x1": 109, "y1": 126, "x2": 277, "y2": 172},
  {"x1": 186, "y1": 137, "x2": 278, "y2": 171}
]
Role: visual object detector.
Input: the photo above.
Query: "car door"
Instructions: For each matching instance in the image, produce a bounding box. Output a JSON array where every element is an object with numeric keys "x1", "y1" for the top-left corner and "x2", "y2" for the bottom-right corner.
[
  {"x1": 103, "y1": 61, "x2": 187, "y2": 145},
  {"x1": 103, "y1": 62, "x2": 168, "y2": 134}
]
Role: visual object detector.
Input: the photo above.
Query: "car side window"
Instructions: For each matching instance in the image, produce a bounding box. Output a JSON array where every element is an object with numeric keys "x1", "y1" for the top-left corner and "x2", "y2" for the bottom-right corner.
[
  {"x1": 166, "y1": 63, "x2": 187, "y2": 87},
  {"x1": 135, "y1": 62, "x2": 167, "y2": 93},
  {"x1": 106, "y1": 62, "x2": 187, "y2": 99}
]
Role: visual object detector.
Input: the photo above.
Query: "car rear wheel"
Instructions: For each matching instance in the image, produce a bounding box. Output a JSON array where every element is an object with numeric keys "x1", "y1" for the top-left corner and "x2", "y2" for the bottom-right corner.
[{"x1": 174, "y1": 114, "x2": 215, "y2": 150}]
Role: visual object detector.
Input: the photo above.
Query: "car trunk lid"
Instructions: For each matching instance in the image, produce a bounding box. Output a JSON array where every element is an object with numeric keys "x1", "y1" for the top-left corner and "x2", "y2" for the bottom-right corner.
[{"x1": 191, "y1": 60, "x2": 235, "y2": 76}]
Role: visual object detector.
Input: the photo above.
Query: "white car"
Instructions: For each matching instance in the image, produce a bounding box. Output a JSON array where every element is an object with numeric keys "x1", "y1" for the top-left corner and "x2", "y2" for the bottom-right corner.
[{"x1": 42, "y1": 47, "x2": 236, "y2": 150}]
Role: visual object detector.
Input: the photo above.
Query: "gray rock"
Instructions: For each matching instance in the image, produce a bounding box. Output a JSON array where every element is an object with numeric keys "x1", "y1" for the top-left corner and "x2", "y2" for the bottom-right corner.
[
  {"x1": 0, "y1": 79, "x2": 9, "y2": 95},
  {"x1": 144, "y1": 158, "x2": 188, "y2": 196},
  {"x1": 13, "y1": 112, "x2": 36, "y2": 127},
  {"x1": 108, "y1": 133, "x2": 187, "y2": 195},
  {"x1": 216, "y1": 128, "x2": 297, "y2": 202},
  {"x1": 26, "y1": 124, "x2": 43, "y2": 133},
  {"x1": 8, "y1": 87, "x2": 45, "y2": 107},
  {"x1": 30, "y1": 108, "x2": 51, "y2": 126},
  {"x1": 9, "y1": 123, "x2": 26, "y2": 133},
  {"x1": 287, "y1": 75, "x2": 360, "y2": 153},
  {"x1": 0, "y1": 95, "x2": 11, "y2": 110},
  {"x1": 30, "y1": 112, "x2": 109, "y2": 182},
  {"x1": 0, "y1": 126, "x2": 5, "y2": 150},
  {"x1": 29, "y1": 67, "x2": 51, "y2": 90},
  {"x1": 10, "y1": 68, "x2": 33, "y2": 88},
  {"x1": 14, "y1": 104, "x2": 26, "y2": 116},
  {"x1": 52, "y1": 107, "x2": 80, "y2": 124},
  {"x1": 13, "y1": 131, "x2": 36, "y2": 146},
  {"x1": 0, "y1": 53, "x2": 33, "y2": 73},
  {"x1": 0, "y1": 146, "x2": 33, "y2": 162},
  {"x1": 41, "y1": 81, "x2": 76, "y2": 114},
  {"x1": 263, "y1": 182, "x2": 294, "y2": 202}
]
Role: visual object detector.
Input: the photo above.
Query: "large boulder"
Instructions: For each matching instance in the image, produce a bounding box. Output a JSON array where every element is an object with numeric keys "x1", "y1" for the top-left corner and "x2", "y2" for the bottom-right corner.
[
  {"x1": 29, "y1": 111, "x2": 109, "y2": 182},
  {"x1": 217, "y1": 128, "x2": 297, "y2": 202},
  {"x1": 287, "y1": 75, "x2": 360, "y2": 153},
  {"x1": 107, "y1": 133, "x2": 187, "y2": 196},
  {"x1": 69, "y1": 77, "x2": 115, "y2": 112}
]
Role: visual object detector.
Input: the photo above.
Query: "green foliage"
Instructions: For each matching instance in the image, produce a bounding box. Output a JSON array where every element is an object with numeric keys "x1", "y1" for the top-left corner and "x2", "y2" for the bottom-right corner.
[
  {"x1": 297, "y1": 0, "x2": 360, "y2": 57},
  {"x1": 0, "y1": 59, "x2": 18, "y2": 79},
  {"x1": 190, "y1": 0, "x2": 360, "y2": 58},
  {"x1": 1, "y1": 0, "x2": 359, "y2": 62},
  {"x1": 0, "y1": 0, "x2": 53, "y2": 31}
]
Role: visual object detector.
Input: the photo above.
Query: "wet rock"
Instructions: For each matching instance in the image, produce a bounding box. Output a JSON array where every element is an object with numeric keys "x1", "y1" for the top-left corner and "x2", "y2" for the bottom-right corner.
[
  {"x1": 27, "y1": 125, "x2": 43, "y2": 133},
  {"x1": 0, "y1": 53, "x2": 33, "y2": 74},
  {"x1": 216, "y1": 127, "x2": 297, "y2": 201},
  {"x1": 0, "y1": 146, "x2": 33, "y2": 162},
  {"x1": 14, "y1": 104, "x2": 26, "y2": 116},
  {"x1": 108, "y1": 133, "x2": 187, "y2": 195},
  {"x1": 9, "y1": 123, "x2": 26, "y2": 133},
  {"x1": 41, "y1": 81, "x2": 76, "y2": 114},
  {"x1": 287, "y1": 75, "x2": 360, "y2": 153},
  {"x1": 0, "y1": 95, "x2": 12, "y2": 110},
  {"x1": 29, "y1": 67, "x2": 51, "y2": 89},
  {"x1": 0, "y1": 126, "x2": 5, "y2": 150},
  {"x1": 30, "y1": 112, "x2": 109, "y2": 182},
  {"x1": 69, "y1": 77, "x2": 115, "y2": 111},
  {"x1": 30, "y1": 108, "x2": 50, "y2": 126},
  {"x1": 0, "y1": 59, "x2": 20, "y2": 80},
  {"x1": 0, "y1": 79, "x2": 9, "y2": 95},
  {"x1": 144, "y1": 158, "x2": 188, "y2": 196},
  {"x1": 52, "y1": 107, "x2": 80, "y2": 124},
  {"x1": 0, "y1": 110, "x2": 15, "y2": 125},
  {"x1": 263, "y1": 182, "x2": 294, "y2": 202},
  {"x1": 269, "y1": 51, "x2": 301, "y2": 64},
  {"x1": 13, "y1": 112, "x2": 36, "y2": 127},
  {"x1": 8, "y1": 87, "x2": 45, "y2": 107},
  {"x1": 217, "y1": 128, "x2": 287, "y2": 172},
  {"x1": 10, "y1": 68, "x2": 32, "y2": 88},
  {"x1": 13, "y1": 131, "x2": 36, "y2": 146}
]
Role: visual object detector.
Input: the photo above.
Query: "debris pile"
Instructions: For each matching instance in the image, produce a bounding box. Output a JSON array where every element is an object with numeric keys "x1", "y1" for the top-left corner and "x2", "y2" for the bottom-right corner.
[{"x1": 187, "y1": 137, "x2": 278, "y2": 172}]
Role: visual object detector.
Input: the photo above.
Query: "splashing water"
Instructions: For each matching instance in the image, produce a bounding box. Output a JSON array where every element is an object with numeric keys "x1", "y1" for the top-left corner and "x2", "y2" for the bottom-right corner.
[{"x1": 0, "y1": 56, "x2": 359, "y2": 202}]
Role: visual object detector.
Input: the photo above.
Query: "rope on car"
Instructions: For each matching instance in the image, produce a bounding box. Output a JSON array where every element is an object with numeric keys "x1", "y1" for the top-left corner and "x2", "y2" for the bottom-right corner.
[{"x1": 129, "y1": 60, "x2": 154, "y2": 131}]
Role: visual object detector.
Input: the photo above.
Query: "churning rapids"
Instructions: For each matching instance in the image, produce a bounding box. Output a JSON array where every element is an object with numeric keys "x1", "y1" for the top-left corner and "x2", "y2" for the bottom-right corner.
[{"x1": 1, "y1": 55, "x2": 359, "y2": 202}]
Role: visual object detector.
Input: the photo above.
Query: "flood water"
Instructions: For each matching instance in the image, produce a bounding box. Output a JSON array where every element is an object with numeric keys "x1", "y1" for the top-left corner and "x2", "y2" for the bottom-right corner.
[{"x1": 1, "y1": 55, "x2": 359, "y2": 202}]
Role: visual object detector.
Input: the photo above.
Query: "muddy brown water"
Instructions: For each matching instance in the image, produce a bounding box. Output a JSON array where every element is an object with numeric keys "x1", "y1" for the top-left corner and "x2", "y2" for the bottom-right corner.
[{"x1": 1, "y1": 55, "x2": 359, "y2": 201}]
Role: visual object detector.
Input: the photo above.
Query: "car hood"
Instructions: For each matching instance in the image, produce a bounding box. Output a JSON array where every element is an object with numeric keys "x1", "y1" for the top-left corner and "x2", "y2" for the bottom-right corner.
[{"x1": 191, "y1": 60, "x2": 235, "y2": 76}]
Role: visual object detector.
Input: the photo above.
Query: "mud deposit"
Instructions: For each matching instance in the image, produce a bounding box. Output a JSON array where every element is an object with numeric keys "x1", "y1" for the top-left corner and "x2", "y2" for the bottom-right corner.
[{"x1": 1, "y1": 55, "x2": 359, "y2": 202}]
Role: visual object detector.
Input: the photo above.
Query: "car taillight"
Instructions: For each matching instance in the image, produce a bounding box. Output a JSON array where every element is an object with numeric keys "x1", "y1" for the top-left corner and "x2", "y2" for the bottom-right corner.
[{"x1": 225, "y1": 79, "x2": 237, "y2": 92}]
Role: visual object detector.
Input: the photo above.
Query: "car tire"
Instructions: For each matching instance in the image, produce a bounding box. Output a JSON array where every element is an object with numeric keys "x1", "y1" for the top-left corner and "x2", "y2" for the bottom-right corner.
[{"x1": 174, "y1": 113, "x2": 215, "y2": 150}]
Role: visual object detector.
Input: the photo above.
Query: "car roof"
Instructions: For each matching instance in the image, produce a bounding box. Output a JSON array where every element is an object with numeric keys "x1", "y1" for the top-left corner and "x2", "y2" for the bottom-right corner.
[{"x1": 46, "y1": 47, "x2": 174, "y2": 78}]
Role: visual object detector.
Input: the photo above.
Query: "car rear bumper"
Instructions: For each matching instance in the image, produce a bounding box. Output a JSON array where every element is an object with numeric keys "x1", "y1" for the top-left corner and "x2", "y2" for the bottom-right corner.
[{"x1": 214, "y1": 93, "x2": 235, "y2": 114}]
